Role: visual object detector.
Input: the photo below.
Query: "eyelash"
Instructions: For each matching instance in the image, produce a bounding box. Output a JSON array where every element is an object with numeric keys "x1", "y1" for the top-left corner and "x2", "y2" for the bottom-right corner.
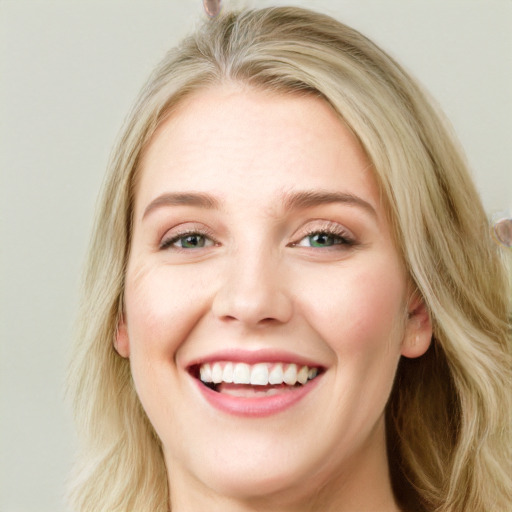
[
  {"x1": 159, "y1": 222, "x2": 357, "y2": 251},
  {"x1": 159, "y1": 228, "x2": 217, "y2": 251},
  {"x1": 291, "y1": 223, "x2": 356, "y2": 249}
]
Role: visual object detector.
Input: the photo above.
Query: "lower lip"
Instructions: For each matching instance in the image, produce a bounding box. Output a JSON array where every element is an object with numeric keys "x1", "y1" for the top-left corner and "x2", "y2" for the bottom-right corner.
[{"x1": 194, "y1": 377, "x2": 322, "y2": 417}]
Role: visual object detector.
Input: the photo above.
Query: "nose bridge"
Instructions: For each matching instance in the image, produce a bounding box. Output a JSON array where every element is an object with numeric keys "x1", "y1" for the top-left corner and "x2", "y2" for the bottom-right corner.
[{"x1": 212, "y1": 242, "x2": 293, "y2": 326}]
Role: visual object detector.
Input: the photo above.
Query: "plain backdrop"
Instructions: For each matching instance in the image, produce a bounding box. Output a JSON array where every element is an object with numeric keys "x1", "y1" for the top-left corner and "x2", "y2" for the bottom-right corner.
[{"x1": 1, "y1": 1, "x2": 511, "y2": 511}]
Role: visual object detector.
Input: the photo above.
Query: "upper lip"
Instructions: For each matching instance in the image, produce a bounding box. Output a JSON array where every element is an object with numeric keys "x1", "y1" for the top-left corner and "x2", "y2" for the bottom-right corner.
[{"x1": 184, "y1": 348, "x2": 327, "y2": 372}]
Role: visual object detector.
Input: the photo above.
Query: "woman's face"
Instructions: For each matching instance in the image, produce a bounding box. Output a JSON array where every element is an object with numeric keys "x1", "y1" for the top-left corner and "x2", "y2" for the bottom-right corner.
[{"x1": 117, "y1": 85, "x2": 430, "y2": 508}]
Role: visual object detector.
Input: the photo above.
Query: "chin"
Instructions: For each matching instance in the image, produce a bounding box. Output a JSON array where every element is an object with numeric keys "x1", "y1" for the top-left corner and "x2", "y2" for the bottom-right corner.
[
  {"x1": 197, "y1": 462, "x2": 310, "y2": 502},
  {"x1": 167, "y1": 428, "x2": 324, "y2": 503}
]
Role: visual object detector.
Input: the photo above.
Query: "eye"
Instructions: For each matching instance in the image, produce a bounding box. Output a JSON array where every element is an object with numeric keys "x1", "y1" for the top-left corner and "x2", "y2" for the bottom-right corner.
[
  {"x1": 292, "y1": 223, "x2": 356, "y2": 250},
  {"x1": 297, "y1": 232, "x2": 352, "y2": 248},
  {"x1": 160, "y1": 231, "x2": 215, "y2": 250}
]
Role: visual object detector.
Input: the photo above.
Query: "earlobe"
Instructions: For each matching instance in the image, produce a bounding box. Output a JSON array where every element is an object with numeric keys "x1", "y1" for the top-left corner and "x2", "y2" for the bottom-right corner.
[
  {"x1": 401, "y1": 294, "x2": 433, "y2": 359},
  {"x1": 114, "y1": 314, "x2": 130, "y2": 358}
]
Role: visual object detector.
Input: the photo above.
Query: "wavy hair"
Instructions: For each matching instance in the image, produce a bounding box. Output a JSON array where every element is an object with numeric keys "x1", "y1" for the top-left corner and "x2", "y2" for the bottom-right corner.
[{"x1": 68, "y1": 7, "x2": 512, "y2": 511}]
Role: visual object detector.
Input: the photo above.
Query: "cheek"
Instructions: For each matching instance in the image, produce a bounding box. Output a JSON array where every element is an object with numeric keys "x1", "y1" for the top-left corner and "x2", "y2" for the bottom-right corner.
[
  {"x1": 300, "y1": 260, "x2": 406, "y2": 357},
  {"x1": 122, "y1": 263, "x2": 214, "y2": 434},
  {"x1": 123, "y1": 262, "x2": 213, "y2": 360}
]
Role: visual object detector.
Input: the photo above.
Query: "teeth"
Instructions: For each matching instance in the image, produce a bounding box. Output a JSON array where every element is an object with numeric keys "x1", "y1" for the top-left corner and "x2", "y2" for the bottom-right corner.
[
  {"x1": 297, "y1": 366, "x2": 308, "y2": 385},
  {"x1": 199, "y1": 364, "x2": 212, "y2": 382},
  {"x1": 212, "y1": 363, "x2": 223, "y2": 384},
  {"x1": 268, "y1": 363, "x2": 284, "y2": 384},
  {"x1": 198, "y1": 361, "x2": 320, "y2": 386},
  {"x1": 283, "y1": 364, "x2": 297, "y2": 385},
  {"x1": 250, "y1": 363, "x2": 269, "y2": 385},
  {"x1": 222, "y1": 362, "x2": 234, "y2": 383},
  {"x1": 233, "y1": 363, "x2": 251, "y2": 384}
]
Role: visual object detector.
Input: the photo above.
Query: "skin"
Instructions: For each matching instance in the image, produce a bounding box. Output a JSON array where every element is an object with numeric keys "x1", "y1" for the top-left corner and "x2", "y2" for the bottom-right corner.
[{"x1": 116, "y1": 84, "x2": 432, "y2": 512}]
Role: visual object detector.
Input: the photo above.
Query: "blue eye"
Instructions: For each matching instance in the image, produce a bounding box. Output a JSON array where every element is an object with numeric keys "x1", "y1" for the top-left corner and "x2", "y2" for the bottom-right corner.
[
  {"x1": 177, "y1": 234, "x2": 207, "y2": 248},
  {"x1": 308, "y1": 233, "x2": 338, "y2": 247},
  {"x1": 160, "y1": 232, "x2": 214, "y2": 250},
  {"x1": 296, "y1": 230, "x2": 354, "y2": 248}
]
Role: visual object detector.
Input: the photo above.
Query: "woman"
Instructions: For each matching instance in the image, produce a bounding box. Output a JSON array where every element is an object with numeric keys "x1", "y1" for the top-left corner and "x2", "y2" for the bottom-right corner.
[{"x1": 68, "y1": 6, "x2": 512, "y2": 511}]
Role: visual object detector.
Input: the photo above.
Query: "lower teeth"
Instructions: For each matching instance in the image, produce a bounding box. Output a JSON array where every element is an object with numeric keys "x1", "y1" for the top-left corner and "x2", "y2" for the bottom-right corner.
[{"x1": 207, "y1": 382, "x2": 302, "y2": 397}]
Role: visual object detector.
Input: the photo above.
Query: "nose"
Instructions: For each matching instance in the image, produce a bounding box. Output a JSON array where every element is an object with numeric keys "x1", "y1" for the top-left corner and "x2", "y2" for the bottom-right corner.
[{"x1": 211, "y1": 249, "x2": 293, "y2": 327}]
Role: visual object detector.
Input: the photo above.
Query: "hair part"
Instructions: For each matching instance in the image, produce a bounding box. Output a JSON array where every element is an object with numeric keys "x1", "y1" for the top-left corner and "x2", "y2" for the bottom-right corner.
[{"x1": 68, "y1": 7, "x2": 512, "y2": 511}]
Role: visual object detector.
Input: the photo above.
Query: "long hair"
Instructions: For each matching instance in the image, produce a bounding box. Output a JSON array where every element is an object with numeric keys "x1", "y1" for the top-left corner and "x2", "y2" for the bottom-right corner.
[{"x1": 68, "y1": 7, "x2": 512, "y2": 511}]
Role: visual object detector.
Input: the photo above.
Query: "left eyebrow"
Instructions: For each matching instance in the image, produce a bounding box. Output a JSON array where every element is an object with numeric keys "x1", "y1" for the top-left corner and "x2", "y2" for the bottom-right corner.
[{"x1": 282, "y1": 190, "x2": 377, "y2": 218}]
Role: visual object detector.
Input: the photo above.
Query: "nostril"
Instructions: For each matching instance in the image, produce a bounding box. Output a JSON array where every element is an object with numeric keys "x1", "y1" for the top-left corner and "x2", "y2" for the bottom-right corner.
[{"x1": 260, "y1": 317, "x2": 280, "y2": 325}]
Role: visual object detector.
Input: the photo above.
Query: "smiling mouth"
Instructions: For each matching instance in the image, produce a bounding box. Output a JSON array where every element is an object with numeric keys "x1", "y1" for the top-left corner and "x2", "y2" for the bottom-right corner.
[{"x1": 190, "y1": 361, "x2": 323, "y2": 397}]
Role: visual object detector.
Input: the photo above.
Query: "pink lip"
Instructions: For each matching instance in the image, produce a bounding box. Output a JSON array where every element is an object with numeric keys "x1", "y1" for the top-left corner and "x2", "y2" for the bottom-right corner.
[
  {"x1": 193, "y1": 374, "x2": 322, "y2": 417},
  {"x1": 185, "y1": 349, "x2": 326, "y2": 418}
]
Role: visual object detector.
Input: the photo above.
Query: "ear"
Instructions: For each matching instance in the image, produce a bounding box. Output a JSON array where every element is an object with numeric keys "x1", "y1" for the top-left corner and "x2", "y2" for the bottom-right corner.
[
  {"x1": 401, "y1": 292, "x2": 432, "y2": 359},
  {"x1": 114, "y1": 314, "x2": 130, "y2": 358}
]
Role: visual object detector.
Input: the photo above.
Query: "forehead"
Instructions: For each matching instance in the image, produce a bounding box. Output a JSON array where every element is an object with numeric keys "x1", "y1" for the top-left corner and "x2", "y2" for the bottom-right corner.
[{"x1": 135, "y1": 84, "x2": 380, "y2": 216}]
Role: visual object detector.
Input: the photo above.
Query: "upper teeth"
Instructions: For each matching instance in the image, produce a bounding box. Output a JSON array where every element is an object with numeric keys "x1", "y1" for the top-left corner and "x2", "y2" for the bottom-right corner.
[{"x1": 199, "y1": 362, "x2": 318, "y2": 386}]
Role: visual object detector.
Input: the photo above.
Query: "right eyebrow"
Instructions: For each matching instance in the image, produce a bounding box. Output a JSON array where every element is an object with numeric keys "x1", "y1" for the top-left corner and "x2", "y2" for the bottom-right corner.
[{"x1": 142, "y1": 192, "x2": 220, "y2": 220}]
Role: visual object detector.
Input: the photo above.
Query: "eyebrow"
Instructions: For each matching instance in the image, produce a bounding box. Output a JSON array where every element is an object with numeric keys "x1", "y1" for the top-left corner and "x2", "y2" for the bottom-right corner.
[
  {"x1": 142, "y1": 192, "x2": 221, "y2": 219},
  {"x1": 142, "y1": 189, "x2": 376, "y2": 220},
  {"x1": 282, "y1": 190, "x2": 377, "y2": 217}
]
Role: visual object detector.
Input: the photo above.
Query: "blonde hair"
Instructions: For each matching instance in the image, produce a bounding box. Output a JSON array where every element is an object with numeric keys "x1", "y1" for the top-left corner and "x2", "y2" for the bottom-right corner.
[{"x1": 68, "y1": 7, "x2": 512, "y2": 511}]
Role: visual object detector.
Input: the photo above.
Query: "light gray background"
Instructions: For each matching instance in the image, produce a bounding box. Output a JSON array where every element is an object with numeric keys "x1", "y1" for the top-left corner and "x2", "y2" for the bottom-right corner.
[{"x1": 1, "y1": 1, "x2": 511, "y2": 511}]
